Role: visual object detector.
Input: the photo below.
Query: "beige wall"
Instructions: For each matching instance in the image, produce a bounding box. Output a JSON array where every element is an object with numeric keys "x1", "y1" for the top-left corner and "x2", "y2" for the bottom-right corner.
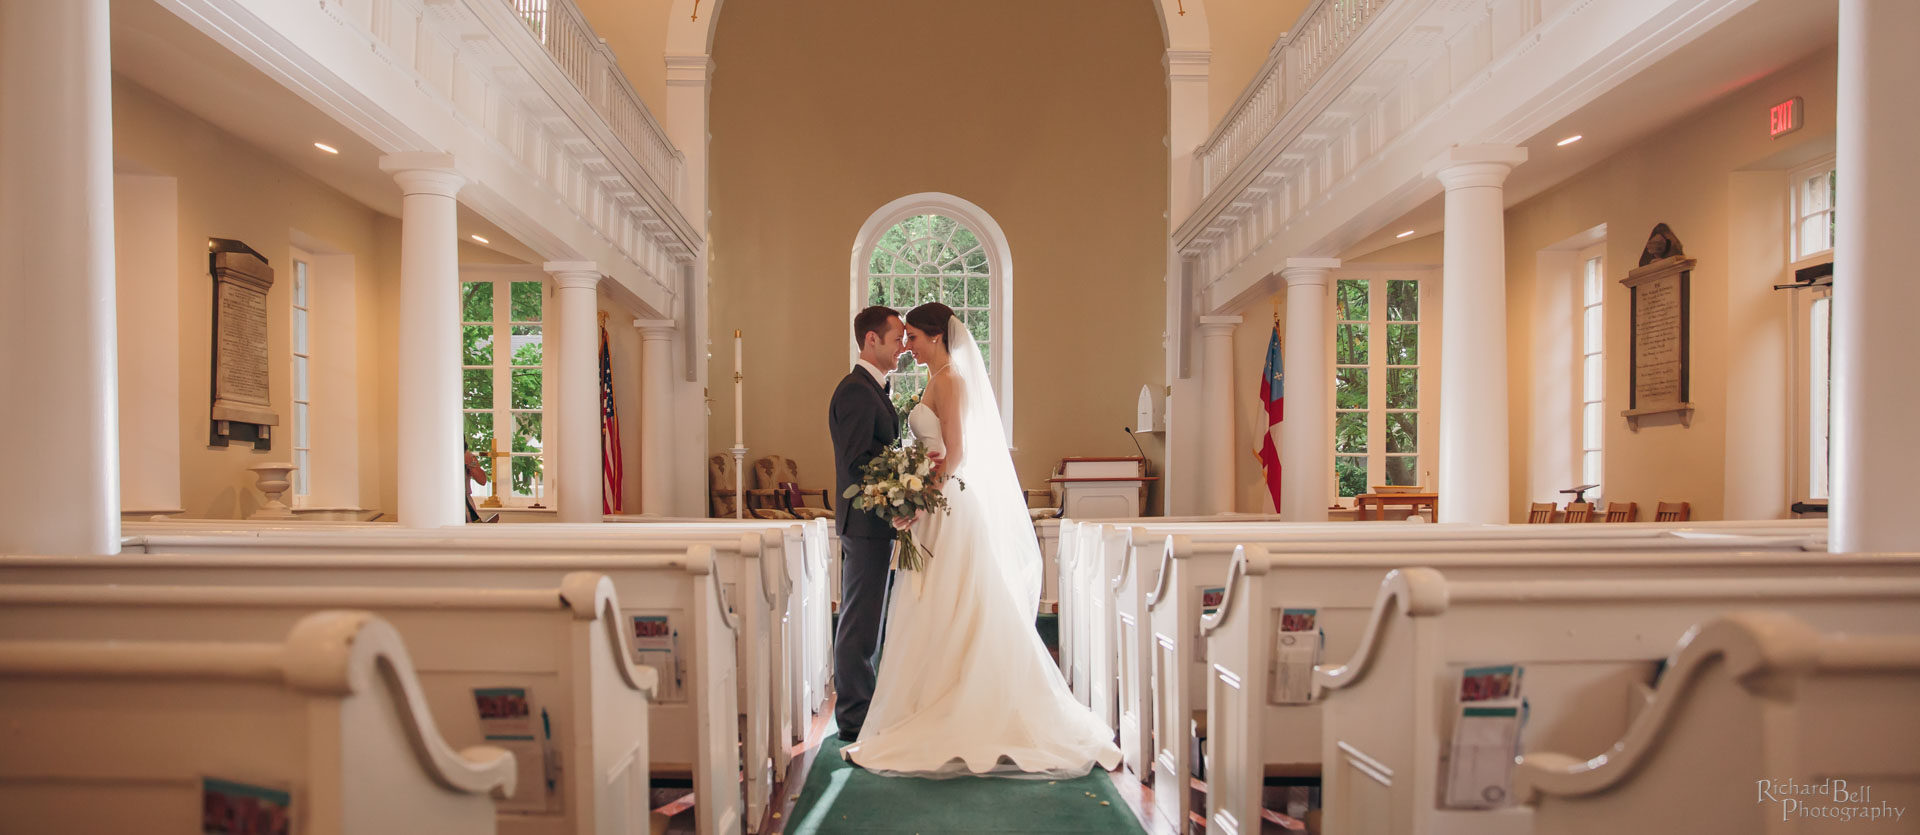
[
  {"x1": 574, "y1": 0, "x2": 675, "y2": 119},
  {"x1": 112, "y1": 76, "x2": 401, "y2": 519},
  {"x1": 1205, "y1": 0, "x2": 1312, "y2": 129},
  {"x1": 707, "y1": 0, "x2": 1169, "y2": 498},
  {"x1": 1502, "y1": 46, "x2": 1836, "y2": 523}
]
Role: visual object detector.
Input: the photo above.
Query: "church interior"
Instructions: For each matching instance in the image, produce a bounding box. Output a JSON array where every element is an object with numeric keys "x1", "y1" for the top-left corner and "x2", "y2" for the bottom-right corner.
[{"x1": 2, "y1": 0, "x2": 1916, "y2": 832}]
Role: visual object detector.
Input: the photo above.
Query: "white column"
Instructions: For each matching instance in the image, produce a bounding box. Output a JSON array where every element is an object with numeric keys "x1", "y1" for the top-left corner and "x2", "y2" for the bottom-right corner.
[
  {"x1": 1280, "y1": 259, "x2": 1340, "y2": 521},
  {"x1": 635, "y1": 320, "x2": 678, "y2": 517},
  {"x1": 1832, "y1": 1, "x2": 1920, "y2": 552},
  {"x1": 1430, "y1": 146, "x2": 1526, "y2": 524},
  {"x1": 0, "y1": 0, "x2": 118, "y2": 554},
  {"x1": 379, "y1": 153, "x2": 465, "y2": 528},
  {"x1": 547, "y1": 262, "x2": 603, "y2": 523},
  {"x1": 667, "y1": 56, "x2": 714, "y2": 519},
  {"x1": 1197, "y1": 315, "x2": 1242, "y2": 513}
]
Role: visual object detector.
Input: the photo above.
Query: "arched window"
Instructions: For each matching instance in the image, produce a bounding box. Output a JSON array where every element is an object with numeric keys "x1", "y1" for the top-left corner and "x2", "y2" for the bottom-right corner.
[{"x1": 851, "y1": 193, "x2": 1014, "y2": 440}]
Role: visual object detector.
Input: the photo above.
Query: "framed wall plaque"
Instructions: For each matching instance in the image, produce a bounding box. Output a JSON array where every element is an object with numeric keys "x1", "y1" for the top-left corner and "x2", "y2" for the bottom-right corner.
[
  {"x1": 208, "y1": 238, "x2": 278, "y2": 448},
  {"x1": 1620, "y1": 224, "x2": 1695, "y2": 431}
]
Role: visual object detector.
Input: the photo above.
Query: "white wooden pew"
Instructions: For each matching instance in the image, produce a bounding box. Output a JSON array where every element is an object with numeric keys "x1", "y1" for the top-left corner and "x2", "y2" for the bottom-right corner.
[
  {"x1": 1512, "y1": 610, "x2": 1920, "y2": 833},
  {"x1": 1145, "y1": 532, "x2": 1822, "y2": 832},
  {"x1": 1514, "y1": 611, "x2": 1920, "y2": 835},
  {"x1": 0, "y1": 548, "x2": 747, "y2": 835},
  {"x1": 121, "y1": 527, "x2": 782, "y2": 827},
  {"x1": 1088, "y1": 521, "x2": 1816, "y2": 762},
  {"x1": 0, "y1": 572, "x2": 668, "y2": 835},
  {"x1": 0, "y1": 611, "x2": 515, "y2": 835},
  {"x1": 1202, "y1": 548, "x2": 1920, "y2": 835},
  {"x1": 1090, "y1": 521, "x2": 1821, "y2": 758},
  {"x1": 1308, "y1": 569, "x2": 1920, "y2": 835}
]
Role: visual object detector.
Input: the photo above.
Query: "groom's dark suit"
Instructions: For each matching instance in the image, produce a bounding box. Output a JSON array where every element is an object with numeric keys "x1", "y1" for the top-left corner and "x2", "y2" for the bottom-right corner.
[{"x1": 828, "y1": 363, "x2": 899, "y2": 740}]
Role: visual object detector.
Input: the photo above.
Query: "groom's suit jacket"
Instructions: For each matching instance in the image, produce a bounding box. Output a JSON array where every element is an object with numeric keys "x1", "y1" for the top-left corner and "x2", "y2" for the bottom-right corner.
[{"x1": 828, "y1": 366, "x2": 899, "y2": 540}]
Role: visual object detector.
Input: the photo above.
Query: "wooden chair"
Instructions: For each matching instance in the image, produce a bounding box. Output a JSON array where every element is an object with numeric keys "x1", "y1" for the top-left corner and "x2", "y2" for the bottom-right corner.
[
  {"x1": 1527, "y1": 502, "x2": 1556, "y2": 524},
  {"x1": 753, "y1": 455, "x2": 835, "y2": 520},
  {"x1": 1562, "y1": 502, "x2": 1594, "y2": 523},
  {"x1": 1604, "y1": 501, "x2": 1638, "y2": 523},
  {"x1": 707, "y1": 454, "x2": 740, "y2": 517},
  {"x1": 1025, "y1": 488, "x2": 1062, "y2": 521},
  {"x1": 1655, "y1": 501, "x2": 1691, "y2": 522}
]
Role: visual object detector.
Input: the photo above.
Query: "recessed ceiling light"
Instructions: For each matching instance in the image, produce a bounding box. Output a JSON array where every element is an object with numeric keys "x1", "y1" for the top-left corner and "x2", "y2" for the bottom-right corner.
[
  {"x1": 470, "y1": 234, "x2": 490, "y2": 244},
  {"x1": 313, "y1": 142, "x2": 339, "y2": 154},
  {"x1": 1396, "y1": 230, "x2": 1416, "y2": 239},
  {"x1": 1556, "y1": 135, "x2": 1583, "y2": 147}
]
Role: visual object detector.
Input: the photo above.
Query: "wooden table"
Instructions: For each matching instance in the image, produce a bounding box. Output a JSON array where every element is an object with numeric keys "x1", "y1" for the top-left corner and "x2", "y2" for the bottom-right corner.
[{"x1": 1353, "y1": 492, "x2": 1438, "y2": 521}]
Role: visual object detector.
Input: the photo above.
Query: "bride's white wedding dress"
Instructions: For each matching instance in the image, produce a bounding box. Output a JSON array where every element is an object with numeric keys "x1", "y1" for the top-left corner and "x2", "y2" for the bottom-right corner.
[{"x1": 841, "y1": 319, "x2": 1122, "y2": 779}]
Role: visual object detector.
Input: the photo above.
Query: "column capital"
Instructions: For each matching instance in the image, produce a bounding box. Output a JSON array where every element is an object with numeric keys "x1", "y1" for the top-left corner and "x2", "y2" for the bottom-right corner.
[
  {"x1": 1165, "y1": 49, "x2": 1211, "y2": 81},
  {"x1": 543, "y1": 261, "x2": 602, "y2": 289},
  {"x1": 635, "y1": 319, "x2": 678, "y2": 340},
  {"x1": 1426, "y1": 145, "x2": 1527, "y2": 190},
  {"x1": 1281, "y1": 257, "x2": 1341, "y2": 286},
  {"x1": 665, "y1": 54, "x2": 714, "y2": 85},
  {"x1": 1197, "y1": 314, "x2": 1242, "y2": 336},
  {"x1": 379, "y1": 153, "x2": 463, "y2": 197}
]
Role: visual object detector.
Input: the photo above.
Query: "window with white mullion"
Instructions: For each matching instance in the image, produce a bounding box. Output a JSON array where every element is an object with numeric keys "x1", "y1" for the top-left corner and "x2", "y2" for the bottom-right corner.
[
  {"x1": 864, "y1": 213, "x2": 993, "y2": 412},
  {"x1": 1333, "y1": 278, "x2": 1370, "y2": 499},
  {"x1": 1579, "y1": 247, "x2": 1605, "y2": 491},
  {"x1": 291, "y1": 258, "x2": 312, "y2": 504},
  {"x1": 1791, "y1": 157, "x2": 1836, "y2": 265},
  {"x1": 462, "y1": 276, "x2": 548, "y2": 507},
  {"x1": 1807, "y1": 289, "x2": 1833, "y2": 500},
  {"x1": 1334, "y1": 275, "x2": 1424, "y2": 502}
]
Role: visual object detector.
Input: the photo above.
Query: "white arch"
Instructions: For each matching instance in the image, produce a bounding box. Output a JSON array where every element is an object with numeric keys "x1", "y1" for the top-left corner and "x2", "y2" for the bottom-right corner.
[
  {"x1": 850, "y1": 192, "x2": 1016, "y2": 442},
  {"x1": 666, "y1": 0, "x2": 1206, "y2": 55}
]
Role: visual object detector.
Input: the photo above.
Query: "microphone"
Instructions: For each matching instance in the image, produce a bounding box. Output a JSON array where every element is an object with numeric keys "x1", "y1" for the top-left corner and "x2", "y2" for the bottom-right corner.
[{"x1": 1123, "y1": 426, "x2": 1148, "y2": 462}]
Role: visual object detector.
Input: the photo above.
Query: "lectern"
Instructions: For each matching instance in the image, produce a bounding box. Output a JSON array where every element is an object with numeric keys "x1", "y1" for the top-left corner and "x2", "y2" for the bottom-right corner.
[{"x1": 1048, "y1": 457, "x2": 1156, "y2": 519}]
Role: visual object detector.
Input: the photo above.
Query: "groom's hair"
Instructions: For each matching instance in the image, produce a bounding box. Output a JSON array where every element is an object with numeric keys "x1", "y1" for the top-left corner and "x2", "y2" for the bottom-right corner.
[{"x1": 852, "y1": 305, "x2": 899, "y2": 350}]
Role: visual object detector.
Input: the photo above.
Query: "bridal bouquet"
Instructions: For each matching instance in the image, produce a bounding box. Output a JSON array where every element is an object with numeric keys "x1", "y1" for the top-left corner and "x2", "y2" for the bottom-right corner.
[{"x1": 843, "y1": 439, "x2": 962, "y2": 573}]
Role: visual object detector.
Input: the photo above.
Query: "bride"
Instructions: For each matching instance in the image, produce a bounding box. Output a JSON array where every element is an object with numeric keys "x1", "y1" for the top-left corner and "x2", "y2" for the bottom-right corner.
[{"x1": 841, "y1": 302, "x2": 1123, "y2": 778}]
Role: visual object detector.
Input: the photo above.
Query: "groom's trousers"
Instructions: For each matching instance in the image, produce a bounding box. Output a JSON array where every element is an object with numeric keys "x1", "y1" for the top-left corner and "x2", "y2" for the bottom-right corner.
[{"x1": 834, "y1": 533, "x2": 893, "y2": 737}]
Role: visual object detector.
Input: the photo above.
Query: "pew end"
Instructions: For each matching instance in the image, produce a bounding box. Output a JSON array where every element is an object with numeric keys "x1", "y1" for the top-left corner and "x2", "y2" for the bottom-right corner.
[
  {"x1": 1516, "y1": 611, "x2": 1920, "y2": 835},
  {"x1": 0, "y1": 611, "x2": 514, "y2": 835}
]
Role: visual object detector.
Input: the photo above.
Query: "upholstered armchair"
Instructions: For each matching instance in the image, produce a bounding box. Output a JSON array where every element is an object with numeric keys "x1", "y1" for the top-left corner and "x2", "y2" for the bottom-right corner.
[
  {"x1": 708, "y1": 454, "x2": 741, "y2": 518},
  {"x1": 752, "y1": 455, "x2": 835, "y2": 521}
]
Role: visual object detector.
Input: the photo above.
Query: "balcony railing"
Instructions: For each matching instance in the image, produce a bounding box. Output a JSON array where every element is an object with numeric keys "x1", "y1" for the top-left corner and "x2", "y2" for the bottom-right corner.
[
  {"x1": 503, "y1": 0, "x2": 683, "y2": 204},
  {"x1": 1198, "y1": 0, "x2": 1390, "y2": 196}
]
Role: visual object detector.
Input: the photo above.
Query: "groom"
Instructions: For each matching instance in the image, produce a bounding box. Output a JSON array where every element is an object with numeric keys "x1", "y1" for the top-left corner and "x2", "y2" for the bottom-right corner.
[{"x1": 828, "y1": 305, "x2": 907, "y2": 742}]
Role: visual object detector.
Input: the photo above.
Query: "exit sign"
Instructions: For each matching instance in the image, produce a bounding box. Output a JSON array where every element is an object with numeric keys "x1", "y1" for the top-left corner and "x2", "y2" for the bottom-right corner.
[{"x1": 1770, "y1": 97, "x2": 1803, "y2": 138}]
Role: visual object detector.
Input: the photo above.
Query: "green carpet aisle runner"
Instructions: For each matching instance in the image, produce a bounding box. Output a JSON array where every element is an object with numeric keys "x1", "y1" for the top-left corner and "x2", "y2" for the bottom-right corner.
[{"x1": 782, "y1": 739, "x2": 1146, "y2": 834}]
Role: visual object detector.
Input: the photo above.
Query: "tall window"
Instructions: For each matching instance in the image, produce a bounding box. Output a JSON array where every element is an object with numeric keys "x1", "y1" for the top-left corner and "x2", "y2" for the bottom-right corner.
[
  {"x1": 1791, "y1": 157, "x2": 1838, "y2": 502},
  {"x1": 863, "y1": 213, "x2": 993, "y2": 412},
  {"x1": 462, "y1": 275, "x2": 548, "y2": 505},
  {"x1": 1792, "y1": 159, "x2": 1837, "y2": 264},
  {"x1": 291, "y1": 258, "x2": 312, "y2": 504},
  {"x1": 1579, "y1": 245, "x2": 1605, "y2": 490},
  {"x1": 1807, "y1": 290, "x2": 1833, "y2": 500},
  {"x1": 1334, "y1": 275, "x2": 1424, "y2": 500}
]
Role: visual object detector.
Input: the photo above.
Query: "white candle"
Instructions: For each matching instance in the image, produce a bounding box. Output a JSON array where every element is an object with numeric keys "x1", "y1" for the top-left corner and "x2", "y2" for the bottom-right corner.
[{"x1": 733, "y1": 329, "x2": 744, "y2": 448}]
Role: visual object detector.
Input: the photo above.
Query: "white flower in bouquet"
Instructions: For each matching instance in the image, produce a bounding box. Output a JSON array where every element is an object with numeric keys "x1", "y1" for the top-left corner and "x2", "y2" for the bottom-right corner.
[{"x1": 904, "y1": 474, "x2": 923, "y2": 492}]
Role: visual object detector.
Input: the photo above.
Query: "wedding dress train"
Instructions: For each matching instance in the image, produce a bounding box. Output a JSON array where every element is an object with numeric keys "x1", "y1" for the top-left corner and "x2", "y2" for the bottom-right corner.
[{"x1": 841, "y1": 323, "x2": 1121, "y2": 779}]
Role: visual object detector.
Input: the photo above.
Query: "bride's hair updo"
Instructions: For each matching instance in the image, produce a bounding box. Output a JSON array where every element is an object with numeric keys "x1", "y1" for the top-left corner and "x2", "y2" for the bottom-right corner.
[{"x1": 904, "y1": 302, "x2": 957, "y2": 347}]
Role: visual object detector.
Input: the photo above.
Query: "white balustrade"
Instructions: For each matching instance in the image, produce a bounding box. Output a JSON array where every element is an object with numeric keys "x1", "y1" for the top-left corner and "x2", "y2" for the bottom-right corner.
[{"x1": 502, "y1": 0, "x2": 684, "y2": 204}]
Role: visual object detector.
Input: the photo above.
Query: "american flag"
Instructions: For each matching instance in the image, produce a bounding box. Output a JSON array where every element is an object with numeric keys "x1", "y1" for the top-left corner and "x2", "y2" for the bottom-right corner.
[
  {"x1": 599, "y1": 319, "x2": 623, "y2": 514},
  {"x1": 1254, "y1": 324, "x2": 1284, "y2": 512}
]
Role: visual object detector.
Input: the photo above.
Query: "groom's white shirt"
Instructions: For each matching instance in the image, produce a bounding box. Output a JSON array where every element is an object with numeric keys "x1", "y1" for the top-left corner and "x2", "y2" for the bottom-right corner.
[{"x1": 855, "y1": 358, "x2": 889, "y2": 388}]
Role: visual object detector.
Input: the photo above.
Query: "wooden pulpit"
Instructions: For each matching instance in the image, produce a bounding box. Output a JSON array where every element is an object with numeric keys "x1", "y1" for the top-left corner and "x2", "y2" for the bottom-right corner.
[{"x1": 1048, "y1": 457, "x2": 1156, "y2": 519}]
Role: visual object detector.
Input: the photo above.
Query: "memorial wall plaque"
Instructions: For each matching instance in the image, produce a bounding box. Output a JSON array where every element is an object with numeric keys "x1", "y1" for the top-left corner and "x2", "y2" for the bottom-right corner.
[
  {"x1": 1620, "y1": 224, "x2": 1695, "y2": 431},
  {"x1": 208, "y1": 239, "x2": 278, "y2": 448}
]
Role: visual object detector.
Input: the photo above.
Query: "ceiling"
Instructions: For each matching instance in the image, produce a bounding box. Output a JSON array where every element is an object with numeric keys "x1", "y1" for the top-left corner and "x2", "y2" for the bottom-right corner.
[
  {"x1": 109, "y1": 0, "x2": 543, "y2": 264},
  {"x1": 1338, "y1": 0, "x2": 1840, "y2": 260}
]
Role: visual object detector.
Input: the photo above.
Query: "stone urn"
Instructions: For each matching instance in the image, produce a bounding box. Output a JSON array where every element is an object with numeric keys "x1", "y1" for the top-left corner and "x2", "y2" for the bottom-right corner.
[{"x1": 248, "y1": 462, "x2": 298, "y2": 519}]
